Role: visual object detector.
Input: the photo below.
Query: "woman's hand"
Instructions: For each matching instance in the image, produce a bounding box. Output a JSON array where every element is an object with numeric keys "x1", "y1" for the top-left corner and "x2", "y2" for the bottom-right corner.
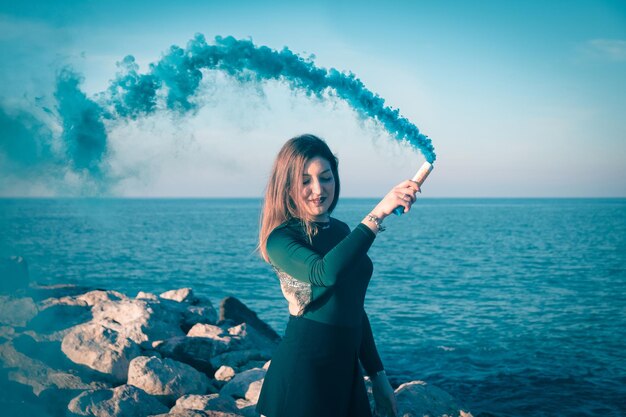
[
  {"x1": 371, "y1": 373, "x2": 399, "y2": 417},
  {"x1": 371, "y1": 179, "x2": 421, "y2": 219}
]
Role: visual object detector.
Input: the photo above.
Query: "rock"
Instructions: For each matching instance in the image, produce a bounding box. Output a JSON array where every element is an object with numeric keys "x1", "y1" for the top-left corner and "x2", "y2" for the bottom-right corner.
[
  {"x1": 0, "y1": 325, "x2": 16, "y2": 343},
  {"x1": 12, "y1": 333, "x2": 87, "y2": 376},
  {"x1": 158, "y1": 289, "x2": 219, "y2": 330},
  {"x1": 219, "y1": 368, "x2": 265, "y2": 404},
  {"x1": 39, "y1": 295, "x2": 89, "y2": 309},
  {"x1": 185, "y1": 322, "x2": 276, "y2": 373},
  {"x1": 23, "y1": 327, "x2": 74, "y2": 343},
  {"x1": 181, "y1": 296, "x2": 219, "y2": 332},
  {"x1": 0, "y1": 340, "x2": 108, "y2": 394},
  {"x1": 151, "y1": 411, "x2": 243, "y2": 417},
  {"x1": 393, "y1": 380, "x2": 471, "y2": 417},
  {"x1": 127, "y1": 356, "x2": 210, "y2": 403},
  {"x1": 226, "y1": 323, "x2": 278, "y2": 355},
  {"x1": 0, "y1": 340, "x2": 109, "y2": 416},
  {"x1": 183, "y1": 306, "x2": 218, "y2": 329},
  {"x1": 61, "y1": 321, "x2": 141, "y2": 383},
  {"x1": 187, "y1": 324, "x2": 232, "y2": 343},
  {"x1": 214, "y1": 366, "x2": 235, "y2": 382},
  {"x1": 170, "y1": 393, "x2": 240, "y2": 414},
  {"x1": 160, "y1": 288, "x2": 195, "y2": 303},
  {"x1": 153, "y1": 336, "x2": 227, "y2": 374},
  {"x1": 78, "y1": 289, "x2": 128, "y2": 306},
  {"x1": 137, "y1": 291, "x2": 159, "y2": 301},
  {"x1": 0, "y1": 256, "x2": 29, "y2": 293},
  {"x1": 0, "y1": 296, "x2": 37, "y2": 327},
  {"x1": 210, "y1": 349, "x2": 271, "y2": 372},
  {"x1": 233, "y1": 398, "x2": 258, "y2": 417},
  {"x1": 27, "y1": 301, "x2": 91, "y2": 334},
  {"x1": 91, "y1": 298, "x2": 185, "y2": 346},
  {"x1": 219, "y1": 297, "x2": 280, "y2": 344},
  {"x1": 67, "y1": 384, "x2": 169, "y2": 417},
  {"x1": 0, "y1": 373, "x2": 53, "y2": 417}
]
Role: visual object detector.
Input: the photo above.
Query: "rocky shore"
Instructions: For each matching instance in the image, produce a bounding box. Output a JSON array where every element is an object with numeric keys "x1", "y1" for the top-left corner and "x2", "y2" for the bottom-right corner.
[{"x1": 0, "y1": 256, "x2": 472, "y2": 417}]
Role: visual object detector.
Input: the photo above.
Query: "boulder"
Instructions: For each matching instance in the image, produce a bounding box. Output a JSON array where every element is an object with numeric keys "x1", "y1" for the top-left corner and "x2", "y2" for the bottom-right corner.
[
  {"x1": 233, "y1": 398, "x2": 258, "y2": 417},
  {"x1": 27, "y1": 301, "x2": 91, "y2": 334},
  {"x1": 12, "y1": 333, "x2": 87, "y2": 376},
  {"x1": 0, "y1": 340, "x2": 108, "y2": 416},
  {"x1": 91, "y1": 298, "x2": 185, "y2": 346},
  {"x1": 219, "y1": 297, "x2": 280, "y2": 344},
  {"x1": 185, "y1": 322, "x2": 275, "y2": 373},
  {"x1": 61, "y1": 321, "x2": 141, "y2": 382},
  {"x1": 137, "y1": 291, "x2": 159, "y2": 301},
  {"x1": 170, "y1": 393, "x2": 240, "y2": 414},
  {"x1": 219, "y1": 368, "x2": 265, "y2": 404},
  {"x1": 0, "y1": 256, "x2": 29, "y2": 293},
  {"x1": 23, "y1": 327, "x2": 74, "y2": 343},
  {"x1": 0, "y1": 340, "x2": 108, "y2": 395},
  {"x1": 67, "y1": 384, "x2": 169, "y2": 417},
  {"x1": 127, "y1": 356, "x2": 210, "y2": 403},
  {"x1": 214, "y1": 366, "x2": 235, "y2": 382},
  {"x1": 151, "y1": 411, "x2": 243, "y2": 417},
  {"x1": 210, "y1": 349, "x2": 271, "y2": 372},
  {"x1": 153, "y1": 336, "x2": 227, "y2": 374},
  {"x1": 0, "y1": 374, "x2": 53, "y2": 417},
  {"x1": 393, "y1": 380, "x2": 472, "y2": 417},
  {"x1": 160, "y1": 288, "x2": 196, "y2": 303},
  {"x1": 227, "y1": 323, "x2": 277, "y2": 355},
  {"x1": 78, "y1": 289, "x2": 128, "y2": 306},
  {"x1": 0, "y1": 296, "x2": 37, "y2": 327},
  {"x1": 0, "y1": 325, "x2": 16, "y2": 343},
  {"x1": 187, "y1": 323, "x2": 233, "y2": 343},
  {"x1": 158, "y1": 289, "x2": 219, "y2": 329}
]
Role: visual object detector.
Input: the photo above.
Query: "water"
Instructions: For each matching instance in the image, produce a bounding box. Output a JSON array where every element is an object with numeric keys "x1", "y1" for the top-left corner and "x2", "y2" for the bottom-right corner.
[{"x1": 1, "y1": 198, "x2": 625, "y2": 416}]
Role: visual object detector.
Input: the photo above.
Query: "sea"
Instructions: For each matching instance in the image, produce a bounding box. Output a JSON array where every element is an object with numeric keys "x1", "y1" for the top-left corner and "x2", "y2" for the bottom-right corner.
[{"x1": 1, "y1": 198, "x2": 625, "y2": 417}]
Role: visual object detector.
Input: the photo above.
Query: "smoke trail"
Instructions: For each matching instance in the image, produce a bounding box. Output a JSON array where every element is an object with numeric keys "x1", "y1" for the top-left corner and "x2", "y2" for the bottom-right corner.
[
  {"x1": 102, "y1": 34, "x2": 436, "y2": 162},
  {"x1": 4, "y1": 34, "x2": 435, "y2": 194},
  {"x1": 54, "y1": 69, "x2": 108, "y2": 177},
  {"x1": 0, "y1": 106, "x2": 54, "y2": 171}
]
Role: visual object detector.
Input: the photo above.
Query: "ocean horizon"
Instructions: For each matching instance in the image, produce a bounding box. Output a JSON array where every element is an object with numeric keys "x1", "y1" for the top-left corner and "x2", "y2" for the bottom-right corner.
[{"x1": 1, "y1": 197, "x2": 625, "y2": 416}]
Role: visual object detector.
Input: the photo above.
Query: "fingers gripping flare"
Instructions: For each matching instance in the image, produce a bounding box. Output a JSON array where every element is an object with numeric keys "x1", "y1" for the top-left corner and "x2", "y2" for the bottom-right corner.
[{"x1": 393, "y1": 162, "x2": 434, "y2": 215}]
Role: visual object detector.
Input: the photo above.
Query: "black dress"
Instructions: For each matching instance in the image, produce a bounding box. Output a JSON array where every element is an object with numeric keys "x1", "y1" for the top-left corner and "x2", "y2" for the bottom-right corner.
[{"x1": 256, "y1": 218, "x2": 384, "y2": 417}]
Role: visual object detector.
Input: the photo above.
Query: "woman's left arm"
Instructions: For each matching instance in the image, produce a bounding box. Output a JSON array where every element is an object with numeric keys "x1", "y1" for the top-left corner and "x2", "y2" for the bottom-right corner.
[{"x1": 360, "y1": 310, "x2": 398, "y2": 417}]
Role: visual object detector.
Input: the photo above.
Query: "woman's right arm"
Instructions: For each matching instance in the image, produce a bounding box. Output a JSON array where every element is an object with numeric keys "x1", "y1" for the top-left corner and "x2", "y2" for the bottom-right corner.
[
  {"x1": 267, "y1": 223, "x2": 376, "y2": 287},
  {"x1": 267, "y1": 179, "x2": 421, "y2": 286}
]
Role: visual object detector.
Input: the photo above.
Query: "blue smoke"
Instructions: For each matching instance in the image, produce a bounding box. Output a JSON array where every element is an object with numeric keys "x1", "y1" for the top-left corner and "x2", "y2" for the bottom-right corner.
[
  {"x1": 2, "y1": 34, "x2": 436, "y2": 194},
  {"x1": 103, "y1": 34, "x2": 436, "y2": 162},
  {"x1": 54, "y1": 68, "x2": 107, "y2": 177}
]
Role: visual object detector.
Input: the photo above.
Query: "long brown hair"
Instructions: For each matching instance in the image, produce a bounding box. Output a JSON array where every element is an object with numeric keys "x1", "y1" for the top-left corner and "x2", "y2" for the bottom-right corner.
[{"x1": 258, "y1": 134, "x2": 340, "y2": 263}]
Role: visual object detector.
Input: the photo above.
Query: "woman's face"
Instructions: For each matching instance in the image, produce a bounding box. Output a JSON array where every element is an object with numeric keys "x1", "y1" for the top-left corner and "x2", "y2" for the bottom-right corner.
[{"x1": 297, "y1": 156, "x2": 335, "y2": 221}]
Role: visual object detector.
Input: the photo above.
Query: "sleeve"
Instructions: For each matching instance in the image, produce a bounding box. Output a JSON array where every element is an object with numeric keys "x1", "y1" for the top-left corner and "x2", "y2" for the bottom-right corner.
[
  {"x1": 359, "y1": 309, "x2": 384, "y2": 376},
  {"x1": 266, "y1": 222, "x2": 376, "y2": 287}
]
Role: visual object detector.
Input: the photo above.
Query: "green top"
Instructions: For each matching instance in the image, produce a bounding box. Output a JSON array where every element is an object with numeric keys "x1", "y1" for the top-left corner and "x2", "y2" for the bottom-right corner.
[{"x1": 266, "y1": 217, "x2": 384, "y2": 376}]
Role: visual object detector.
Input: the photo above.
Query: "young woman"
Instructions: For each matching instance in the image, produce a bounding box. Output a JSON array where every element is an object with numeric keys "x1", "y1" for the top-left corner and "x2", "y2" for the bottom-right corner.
[{"x1": 256, "y1": 134, "x2": 419, "y2": 417}]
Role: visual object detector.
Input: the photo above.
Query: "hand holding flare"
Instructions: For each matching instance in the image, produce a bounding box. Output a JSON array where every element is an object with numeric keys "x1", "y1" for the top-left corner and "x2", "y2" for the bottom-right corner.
[{"x1": 393, "y1": 161, "x2": 434, "y2": 215}]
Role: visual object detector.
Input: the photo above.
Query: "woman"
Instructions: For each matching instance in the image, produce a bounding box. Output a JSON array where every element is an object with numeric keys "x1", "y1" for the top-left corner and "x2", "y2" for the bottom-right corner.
[{"x1": 256, "y1": 134, "x2": 419, "y2": 417}]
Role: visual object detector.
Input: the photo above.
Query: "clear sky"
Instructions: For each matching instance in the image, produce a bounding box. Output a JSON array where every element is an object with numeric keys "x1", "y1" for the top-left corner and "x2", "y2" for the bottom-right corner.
[{"x1": 1, "y1": 0, "x2": 625, "y2": 197}]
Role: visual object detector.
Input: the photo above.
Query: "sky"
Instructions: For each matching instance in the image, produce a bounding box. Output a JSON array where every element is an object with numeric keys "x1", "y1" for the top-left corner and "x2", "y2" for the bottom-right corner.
[{"x1": 0, "y1": 0, "x2": 625, "y2": 197}]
